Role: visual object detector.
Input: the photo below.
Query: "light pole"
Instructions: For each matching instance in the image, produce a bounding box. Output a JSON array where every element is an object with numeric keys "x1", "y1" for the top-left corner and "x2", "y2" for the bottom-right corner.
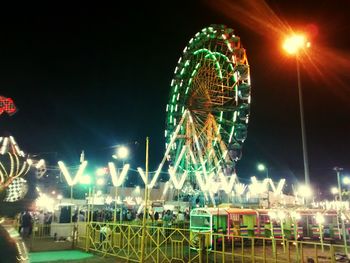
[
  {"x1": 257, "y1": 163, "x2": 269, "y2": 178},
  {"x1": 113, "y1": 146, "x2": 129, "y2": 223},
  {"x1": 257, "y1": 163, "x2": 269, "y2": 208},
  {"x1": 297, "y1": 184, "x2": 312, "y2": 206},
  {"x1": 334, "y1": 166, "x2": 348, "y2": 256},
  {"x1": 331, "y1": 186, "x2": 339, "y2": 201},
  {"x1": 283, "y1": 34, "x2": 311, "y2": 187},
  {"x1": 58, "y1": 160, "x2": 88, "y2": 223}
]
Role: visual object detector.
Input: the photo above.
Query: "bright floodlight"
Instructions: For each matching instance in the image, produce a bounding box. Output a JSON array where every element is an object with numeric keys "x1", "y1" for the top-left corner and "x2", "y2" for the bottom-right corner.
[
  {"x1": 298, "y1": 184, "x2": 312, "y2": 198},
  {"x1": 57, "y1": 194, "x2": 63, "y2": 200},
  {"x1": 283, "y1": 34, "x2": 310, "y2": 55},
  {"x1": 79, "y1": 175, "x2": 91, "y2": 185},
  {"x1": 331, "y1": 186, "x2": 339, "y2": 195},
  {"x1": 96, "y1": 167, "x2": 107, "y2": 176},
  {"x1": 290, "y1": 211, "x2": 301, "y2": 220},
  {"x1": 97, "y1": 178, "x2": 105, "y2": 186},
  {"x1": 105, "y1": 196, "x2": 113, "y2": 205},
  {"x1": 117, "y1": 146, "x2": 129, "y2": 159},
  {"x1": 257, "y1": 163, "x2": 266, "y2": 171},
  {"x1": 315, "y1": 213, "x2": 325, "y2": 225},
  {"x1": 343, "y1": 176, "x2": 350, "y2": 185}
]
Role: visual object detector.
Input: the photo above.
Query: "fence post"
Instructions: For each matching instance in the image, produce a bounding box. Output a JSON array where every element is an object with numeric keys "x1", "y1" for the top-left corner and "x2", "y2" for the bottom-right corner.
[
  {"x1": 251, "y1": 237, "x2": 255, "y2": 263},
  {"x1": 330, "y1": 245, "x2": 335, "y2": 263},
  {"x1": 199, "y1": 232, "x2": 203, "y2": 263},
  {"x1": 85, "y1": 222, "x2": 90, "y2": 252},
  {"x1": 222, "y1": 234, "x2": 225, "y2": 263},
  {"x1": 127, "y1": 225, "x2": 131, "y2": 261},
  {"x1": 157, "y1": 227, "x2": 160, "y2": 263}
]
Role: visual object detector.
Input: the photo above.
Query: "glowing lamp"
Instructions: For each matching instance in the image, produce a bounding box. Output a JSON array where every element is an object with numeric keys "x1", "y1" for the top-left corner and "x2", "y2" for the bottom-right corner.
[
  {"x1": 343, "y1": 176, "x2": 350, "y2": 185},
  {"x1": 268, "y1": 211, "x2": 277, "y2": 219},
  {"x1": 79, "y1": 175, "x2": 91, "y2": 185},
  {"x1": 257, "y1": 163, "x2": 266, "y2": 171},
  {"x1": 96, "y1": 178, "x2": 105, "y2": 186},
  {"x1": 331, "y1": 187, "x2": 339, "y2": 195},
  {"x1": 298, "y1": 184, "x2": 312, "y2": 198},
  {"x1": 291, "y1": 211, "x2": 301, "y2": 220},
  {"x1": 96, "y1": 167, "x2": 107, "y2": 176},
  {"x1": 277, "y1": 211, "x2": 286, "y2": 220},
  {"x1": 315, "y1": 213, "x2": 325, "y2": 225},
  {"x1": 117, "y1": 146, "x2": 129, "y2": 159},
  {"x1": 283, "y1": 34, "x2": 310, "y2": 55}
]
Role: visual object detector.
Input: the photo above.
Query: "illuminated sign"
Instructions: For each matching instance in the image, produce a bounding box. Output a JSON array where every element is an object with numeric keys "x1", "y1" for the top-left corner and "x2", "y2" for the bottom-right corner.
[{"x1": 0, "y1": 96, "x2": 16, "y2": 116}]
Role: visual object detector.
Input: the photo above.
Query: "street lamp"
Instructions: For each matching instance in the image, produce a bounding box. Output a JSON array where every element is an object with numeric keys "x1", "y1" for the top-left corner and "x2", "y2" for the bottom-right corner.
[
  {"x1": 112, "y1": 146, "x2": 129, "y2": 222},
  {"x1": 343, "y1": 176, "x2": 350, "y2": 186},
  {"x1": 257, "y1": 163, "x2": 269, "y2": 178},
  {"x1": 331, "y1": 186, "x2": 339, "y2": 196},
  {"x1": 334, "y1": 166, "x2": 348, "y2": 255},
  {"x1": 282, "y1": 33, "x2": 311, "y2": 187},
  {"x1": 58, "y1": 160, "x2": 88, "y2": 223},
  {"x1": 257, "y1": 163, "x2": 270, "y2": 208},
  {"x1": 112, "y1": 145, "x2": 129, "y2": 161},
  {"x1": 297, "y1": 184, "x2": 312, "y2": 206}
]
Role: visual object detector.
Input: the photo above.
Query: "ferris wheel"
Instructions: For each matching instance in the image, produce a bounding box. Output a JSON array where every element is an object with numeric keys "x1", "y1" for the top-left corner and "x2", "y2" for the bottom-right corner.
[{"x1": 163, "y1": 25, "x2": 251, "y2": 195}]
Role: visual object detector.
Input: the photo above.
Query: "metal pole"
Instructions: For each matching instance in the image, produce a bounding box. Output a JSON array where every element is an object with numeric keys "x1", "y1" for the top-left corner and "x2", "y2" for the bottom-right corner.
[
  {"x1": 293, "y1": 217, "x2": 300, "y2": 262},
  {"x1": 270, "y1": 218, "x2": 276, "y2": 255},
  {"x1": 121, "y1": 161, "x2": 125, "y2": 223},
  {"x1": 280, "y1": 218, "x2": 286, "y2": 253},
  {"x1": 140, "y1": 137, "x2": 149, "y2": 263},
  {"x1": 91, "y1": 187, "x2": 95, "y2": 222},
  {"x1": 266, "y1": 168, "x2": 270, "y2": 209},
  {"x1": 85, "y1": 186, "x2": 91, "y2": 251},
  {"x1": 335, "y1": 167, "x2": 348, "y2": 255},
  {"x1": 70, "y1": 185, "x2": 73, "y2": 223},
  {"x1": 296, "y1": 58, "x2": 310, "y2": 187},
  {"x1": 87, "y1": 187, "x2": 91, "y2": 222},
  {"x1": 114, "y1": 187, "x2": 118, "y2": 223},
  {"x1": 120, "y1": 175, "x2": 123, "y2": 223}
]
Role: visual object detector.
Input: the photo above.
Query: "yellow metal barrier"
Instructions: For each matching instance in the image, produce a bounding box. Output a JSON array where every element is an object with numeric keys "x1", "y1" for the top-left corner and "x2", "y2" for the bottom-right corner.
[{"x1": 78, "y1": 221, "x2": 348, "y2": 263}]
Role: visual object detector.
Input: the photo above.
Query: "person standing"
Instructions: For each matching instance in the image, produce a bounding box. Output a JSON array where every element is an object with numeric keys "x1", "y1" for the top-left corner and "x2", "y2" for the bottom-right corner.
[
  {"x1": 21, "y1": 211, "x2": 32, "y2": 238},
  {"x1": 154, "y1": 212, "x2": 159, "y2": 222}
]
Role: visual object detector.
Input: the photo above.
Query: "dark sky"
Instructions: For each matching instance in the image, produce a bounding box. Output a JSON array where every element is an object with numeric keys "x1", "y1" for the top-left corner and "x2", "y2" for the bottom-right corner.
[{"x1": 1, "y1": 1, "x2": 350, "y2": 192}]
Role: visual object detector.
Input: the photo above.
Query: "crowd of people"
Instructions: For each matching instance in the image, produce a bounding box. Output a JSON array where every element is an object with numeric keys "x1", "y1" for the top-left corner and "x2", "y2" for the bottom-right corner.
[
  {"x1": 13, "y1": 206, "x2": 190, "y2": 240},
  {"x1": 73, "y1": 207, "x2": 190, "y2": 226},
  {"x1": 16, "y1": 210, "x2": 53, "y2": 238}
]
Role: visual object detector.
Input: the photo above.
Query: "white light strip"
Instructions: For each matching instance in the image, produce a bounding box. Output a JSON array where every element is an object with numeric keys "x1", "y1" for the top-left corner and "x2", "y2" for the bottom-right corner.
[
  {"x1": 109, "y1": 162, "x2": 130, "y2": 187},
  {"x1": 147, "y1": 110, "x2": 189, "y2": 189},
  {"x1": 58, "y1": 161, "x2": 88, "y2": 186},
  {"x1": 35, "y1": 159, "x2": 45, "y2": 169},
  {"x1": 1, "y1": 137, "x2": 8, "y2": 154},
  {"x1": 137, "y1": 167, "x2": 147, "y2": 185},
  {"x1": 219, "y1": 172, "x2": 236, "y2": 193},
  {"x1": 169, "y1": 168, "x2": 187, "y2": 190}
]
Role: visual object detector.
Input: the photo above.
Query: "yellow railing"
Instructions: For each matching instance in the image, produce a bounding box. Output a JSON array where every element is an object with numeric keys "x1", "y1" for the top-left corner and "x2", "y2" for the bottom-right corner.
[
  {"x1": 77, "y1": 222, "x2": 348, "y2": 263},
  {"x1": 78, "y1": 222, "x2": 201, "y2": 262}
]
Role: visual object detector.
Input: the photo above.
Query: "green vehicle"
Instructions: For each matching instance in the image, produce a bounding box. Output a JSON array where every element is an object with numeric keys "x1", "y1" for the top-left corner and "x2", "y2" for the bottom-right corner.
[{"x1": 190, "y1": 208, "x2": 228, "y2": 249}]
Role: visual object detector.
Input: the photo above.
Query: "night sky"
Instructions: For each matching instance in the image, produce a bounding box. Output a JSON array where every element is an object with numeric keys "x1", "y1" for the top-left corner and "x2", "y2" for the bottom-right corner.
[{"x1": 1, "y1": 1, "x2": 350, "y2": 194}]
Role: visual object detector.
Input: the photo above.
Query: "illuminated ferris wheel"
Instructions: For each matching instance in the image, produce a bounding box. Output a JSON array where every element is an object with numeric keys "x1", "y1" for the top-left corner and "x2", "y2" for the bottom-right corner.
[{"x1": 163, "y1": 25, "x2": 251, "y2": 195}]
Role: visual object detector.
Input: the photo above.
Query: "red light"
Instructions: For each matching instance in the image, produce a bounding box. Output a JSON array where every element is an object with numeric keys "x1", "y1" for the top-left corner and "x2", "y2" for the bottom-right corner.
[{"x1": 0, "y1": 96, "x2": 16, "y2": 116}]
